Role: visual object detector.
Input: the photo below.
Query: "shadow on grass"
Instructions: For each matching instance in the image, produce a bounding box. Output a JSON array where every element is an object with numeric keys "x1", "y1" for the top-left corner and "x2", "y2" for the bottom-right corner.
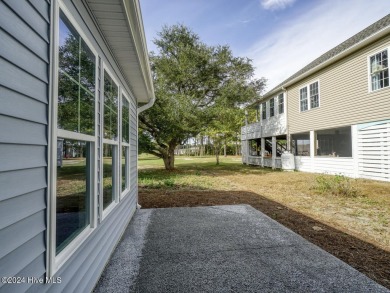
[
  {"x1": 138, "y1": 164, "x2": 280, "y2": 181},
  {"x1": 139, "y1": 188, "x2": 390, "y2": 290}
]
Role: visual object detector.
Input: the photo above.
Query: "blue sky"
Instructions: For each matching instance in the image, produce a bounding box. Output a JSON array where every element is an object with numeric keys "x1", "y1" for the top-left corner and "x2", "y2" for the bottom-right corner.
[{"x1": 140, "y1": 0, "x2": 390, "y2": 91}]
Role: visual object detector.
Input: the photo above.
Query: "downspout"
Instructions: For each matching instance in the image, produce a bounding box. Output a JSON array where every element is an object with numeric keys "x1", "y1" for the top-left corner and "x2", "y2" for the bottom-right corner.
[{"x1": 136, "y1": 95, "x2": 155, "y2": 210}]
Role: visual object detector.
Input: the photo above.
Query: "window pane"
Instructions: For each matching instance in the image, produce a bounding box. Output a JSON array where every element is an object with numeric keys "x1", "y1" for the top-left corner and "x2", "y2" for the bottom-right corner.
[
  {"x1": 269, "y1": 98, "x2": 275, "y2": 117},
  {"x1": 370, "y1": 50, "x2": 389, "y2": 90},
  {"x1": 121, "y1": 146, "x2": 129, "y2": 192},
  {"x1": 56, "y1": 139, "x2": 90, "y2": 254},
  {"x1": 58, "y1": 12, "x2": 95, "y2": 135},
  {"x1": 104, "y1": 72, "x2": 119, "y2": 140},
  {"x1": 122, "y1": 97, "x2": 130, "y2": 143},
  {"x1": 291, "y1": 133, "x2": 310, "y2": 156},
  {"x1": 278, "y1": 94, "x2": 284, "y2": 114},
  {"x1": 300, "y1": 88, "x2": 308, "y2": 111},
  {"x1": 103, "y1": 144, "x2": 116, "y2": 209},
  {"x1": 316, "y1": 127, "x2": 352, "y2": 157},
  {"x1": 262, "y1": 102, "x2": 266, "y2": 120},
  {"x1": 310, "y1": 82, "x2": 319, "y2": 109}
]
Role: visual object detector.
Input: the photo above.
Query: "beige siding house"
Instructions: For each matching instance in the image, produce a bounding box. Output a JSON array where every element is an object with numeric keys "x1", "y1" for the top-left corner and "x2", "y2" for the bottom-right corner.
[{"x1": 242, "y1": 14, "x2": 390, "y2": 182}]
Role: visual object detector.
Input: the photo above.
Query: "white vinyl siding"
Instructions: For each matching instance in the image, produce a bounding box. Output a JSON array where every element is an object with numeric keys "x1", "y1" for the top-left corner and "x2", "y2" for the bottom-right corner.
[{"x1": 357, "y1": 120, "x2": 390, "y2": 182}]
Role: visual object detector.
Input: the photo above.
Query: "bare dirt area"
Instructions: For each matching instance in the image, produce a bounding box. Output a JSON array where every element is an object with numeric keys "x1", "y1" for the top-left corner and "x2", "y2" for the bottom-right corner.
[{"x1": 138, "y1": 156, "x2": 390, "y2": 289}]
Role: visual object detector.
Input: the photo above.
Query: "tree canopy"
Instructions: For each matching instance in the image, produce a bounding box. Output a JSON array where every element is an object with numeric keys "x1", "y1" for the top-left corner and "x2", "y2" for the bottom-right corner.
[{"x1": 139, "y1": 24, "x2": 266, "y2": 169}]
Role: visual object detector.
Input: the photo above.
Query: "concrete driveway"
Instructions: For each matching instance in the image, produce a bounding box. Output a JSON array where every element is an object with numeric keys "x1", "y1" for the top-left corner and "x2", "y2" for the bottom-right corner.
[{"x1": 94, "y1": 205, "x2": 389, "y2": 292}]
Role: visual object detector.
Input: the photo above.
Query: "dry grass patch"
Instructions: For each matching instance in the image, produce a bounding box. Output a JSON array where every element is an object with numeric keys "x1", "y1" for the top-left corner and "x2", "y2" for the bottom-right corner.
[{"x1": 217, "y1": 171, "x2": 390, "y2": 251}]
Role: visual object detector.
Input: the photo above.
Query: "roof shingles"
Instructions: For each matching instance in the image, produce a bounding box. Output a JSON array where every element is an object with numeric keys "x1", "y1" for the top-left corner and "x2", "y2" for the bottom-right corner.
[{"x1": 263, "y1": 13, "x2": 390, "y2": 98}]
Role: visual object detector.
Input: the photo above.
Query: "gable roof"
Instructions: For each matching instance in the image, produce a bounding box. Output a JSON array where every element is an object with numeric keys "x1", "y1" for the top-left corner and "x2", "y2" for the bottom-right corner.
[{"x1": 262, "y1": 13, "x2": 390, "y2": 100}]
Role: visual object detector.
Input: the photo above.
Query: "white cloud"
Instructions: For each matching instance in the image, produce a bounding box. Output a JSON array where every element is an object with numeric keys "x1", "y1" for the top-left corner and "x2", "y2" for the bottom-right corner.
[
  {"x1": 261, "y1": 0, "x2": 295, "y2": 11},
  {"x1": 246, "y1": 0, "x2": 390, "y2": 91}
]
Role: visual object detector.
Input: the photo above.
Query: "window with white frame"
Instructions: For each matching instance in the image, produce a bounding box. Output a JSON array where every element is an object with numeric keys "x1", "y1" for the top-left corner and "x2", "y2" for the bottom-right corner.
[
  {"x1": 103, "y1": 70, "x2": 119, "y2": 210},
  {"x1": 300, "y1": 81, "x2": 319, "y2": 111},
  {"x1": 51, "y1": 3, "x2": 135, "y2": 275},
  {"x1": 121, "y1": 94, "x2": 130, "y2": 194},
  {"x1": 300, "y1": 87, "x2": 308, "y2": 111},
  {"x1": 262, "y1": 102, "x2": 266, "y2": 120},
  {"x1": 56, "y1": 10, "x2": 97, "y2": 255},
  {"x1": 309, "y1": 82, "x2": 319, "y2": 109},
  {"x1": 278, "y1": 93, "x2": 284, "y2": 114},
  {"x1": 370, "y1": 49, "x2": 389, "y2": 91},
  {"x1": 269, "y1": 98, "x2": 275, "y2": 117}
]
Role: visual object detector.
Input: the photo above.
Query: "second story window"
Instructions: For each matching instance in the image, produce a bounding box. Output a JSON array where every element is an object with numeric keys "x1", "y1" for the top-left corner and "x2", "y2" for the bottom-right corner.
[
  {"x1": 300, "y1": 81, "x2": 319, "y2": 112},
  {"x1": 269, "y1": 98, "x2": 275, "y2": 117},
  {"x1": 300, "y1": 87, "x2": 308, "y2": 111},
  {"x1": 278, "y1": 93, "x2": 284, "y2": 114},
  {"x1": 370, "y1": 49, "x2": 389, "y2": 91},
  {"x1": 310, "y1": 81, "x2": 319, "y2": 109},
  {"x1": 262, "y1": 102, "x2": 266, "y2": 120}
]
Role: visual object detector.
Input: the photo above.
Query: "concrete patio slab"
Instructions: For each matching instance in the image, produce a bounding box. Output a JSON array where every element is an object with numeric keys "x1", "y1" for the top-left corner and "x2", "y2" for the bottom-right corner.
[{"x1": 94, "y1": 205, "x2": 389, "y2": 293}]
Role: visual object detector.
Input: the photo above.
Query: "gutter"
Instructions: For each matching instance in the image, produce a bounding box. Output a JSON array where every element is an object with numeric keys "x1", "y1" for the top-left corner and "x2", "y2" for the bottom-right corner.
[{"x1": 138, "y1": 95, "x2": 155, "y2": 114}]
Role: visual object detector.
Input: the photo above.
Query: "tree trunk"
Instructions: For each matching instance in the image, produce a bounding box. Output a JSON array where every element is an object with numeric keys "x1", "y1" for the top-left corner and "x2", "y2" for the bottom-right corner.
[
  {"x1": 162, "y1": 145, "x2": 176, "y2": 170},
  {"x1": 214, "y1": 144, "x2": 220, "y2": 165},
  {"x1": 223, "y1": 139, "x2": 227, "y2": 157}
]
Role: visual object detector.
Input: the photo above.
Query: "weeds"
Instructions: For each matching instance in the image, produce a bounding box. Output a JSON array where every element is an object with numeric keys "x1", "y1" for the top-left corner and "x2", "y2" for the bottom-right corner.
[{"x1": 314, "y1": 174, "x2": 363, "y2": 198}]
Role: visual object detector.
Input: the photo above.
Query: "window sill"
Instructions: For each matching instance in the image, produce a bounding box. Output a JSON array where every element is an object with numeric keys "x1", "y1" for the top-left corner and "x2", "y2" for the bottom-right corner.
[
  {"x1": 369, "y1": 85, "x2": 389, "y2": 93},
  {"x1": 53, "y1": 225, "x2": 94, "y2": 276},
  {"x1": 102, "y1": 201, "x2": 118, "y2": 221}
]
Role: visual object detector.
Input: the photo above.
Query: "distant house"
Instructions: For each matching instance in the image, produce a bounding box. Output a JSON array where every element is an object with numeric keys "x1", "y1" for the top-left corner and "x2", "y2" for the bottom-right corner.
[
  {"x1": 0, "y1": 0, "x2": 154, "y2": 292},
  {"x1": 242, "y1": 14, "x2": 390, "y2": 182}
]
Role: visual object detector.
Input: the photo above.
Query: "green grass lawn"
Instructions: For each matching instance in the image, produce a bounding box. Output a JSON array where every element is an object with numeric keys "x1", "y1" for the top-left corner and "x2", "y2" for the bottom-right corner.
[{"x1": 138, "y1": 154, "x2": 276, "y2": 190}]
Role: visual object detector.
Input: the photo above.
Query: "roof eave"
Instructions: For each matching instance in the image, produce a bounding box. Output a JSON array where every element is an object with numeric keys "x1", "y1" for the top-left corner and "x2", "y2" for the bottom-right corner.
[
  {"x1": 262, "y1": 25, "x2": 390, "y2": 100},
  {"x1": 122, "y1": 0, "x2": 155, "y2": 104}
]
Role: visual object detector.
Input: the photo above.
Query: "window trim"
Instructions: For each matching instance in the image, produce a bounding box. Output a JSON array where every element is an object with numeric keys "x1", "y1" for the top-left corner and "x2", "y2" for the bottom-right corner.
[
  {"x1": 299, "y1": 80, "x2": 320, "y2": 112},
  {"x1": 367, "y1": 47, "x2": 389, "y2": 92},
  {"x1": 261, "y1": 102, "x2": 266, "y2": 120},
  {"x1": 101, "y1": 63, "x2": 120, "y2": 220},
  {"x1": 269, "y1": 97, "x2": 275, "y2": 117},
  {"x1": 278, "y1": 93, "x2": 284, "y2": 115},
  {"x1": 48, "y1": 0, "x2": 99, "y2": 276},
  {"x1": 120, "y1": 91, "x2": 131, "y2": 200}
]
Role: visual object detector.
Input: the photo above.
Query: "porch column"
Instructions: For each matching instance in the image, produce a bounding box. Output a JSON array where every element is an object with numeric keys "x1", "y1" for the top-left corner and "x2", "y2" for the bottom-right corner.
[
  {"x1": 261, "y1": 138, "x2": 265, "y2": 167},
  {"x1": 272, "y1": 136, "x2": 276, "y2": 169},
  {"x1": 351, "y1": 125, "x2": 359, "y2": 178}
]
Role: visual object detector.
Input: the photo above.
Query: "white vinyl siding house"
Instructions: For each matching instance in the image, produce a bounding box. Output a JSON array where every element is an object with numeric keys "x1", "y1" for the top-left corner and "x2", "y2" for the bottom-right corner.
[
  {"x1": 241, "y1": 14, "x2": 390, "y2": 182},
  {"x1": 0, "y1": 0, "x2": 155, "y2": 292}
]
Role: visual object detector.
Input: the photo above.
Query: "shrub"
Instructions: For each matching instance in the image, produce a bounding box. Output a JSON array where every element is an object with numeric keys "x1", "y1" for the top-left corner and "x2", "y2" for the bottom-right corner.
[{"x1": 314, "y1": 174, "x2": 363, "y2": 198}]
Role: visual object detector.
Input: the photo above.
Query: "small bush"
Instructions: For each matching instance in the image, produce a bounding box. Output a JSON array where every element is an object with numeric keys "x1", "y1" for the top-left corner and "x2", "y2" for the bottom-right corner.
[
  {"x1": 314, "y1": 174, "x2": 363, "y2": 198},
  {"x1": 163, "y1": 179, "x2": 175, "y2": 187}
]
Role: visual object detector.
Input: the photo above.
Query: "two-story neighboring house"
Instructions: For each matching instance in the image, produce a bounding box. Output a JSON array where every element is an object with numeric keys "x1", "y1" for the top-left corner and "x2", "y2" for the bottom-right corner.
[
  {"x1": 0, "y1": 0, "x2": 154, "y2": 292},
  {"x1": 242, "y1": 14, "x2": 390, "y2": 182}
]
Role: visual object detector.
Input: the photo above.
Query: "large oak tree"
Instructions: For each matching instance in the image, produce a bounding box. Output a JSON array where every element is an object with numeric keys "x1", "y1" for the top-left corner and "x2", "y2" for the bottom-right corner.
[{"x1": 139, "y1": 24, "x2": 265, "y2": 170}]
